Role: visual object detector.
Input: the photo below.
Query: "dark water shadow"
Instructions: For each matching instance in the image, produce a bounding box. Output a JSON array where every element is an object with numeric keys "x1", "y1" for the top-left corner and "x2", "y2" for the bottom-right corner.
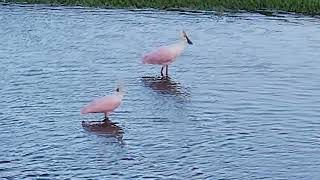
[
  {"x1": 141, "y1": 76, "x2": 190, "y2": 99},
  {"x1": 82, "y1": 119, "x2": 124, "y2": 144}
]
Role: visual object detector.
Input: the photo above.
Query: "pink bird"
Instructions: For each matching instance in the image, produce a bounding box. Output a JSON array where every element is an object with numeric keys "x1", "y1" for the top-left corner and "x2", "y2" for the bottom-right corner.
[
  {"x1": 142, "y1": 30, "x2": 193, "y2": 76},
  {"x1": 81, "y1": 82, "x2": 124, "y2": 121}
]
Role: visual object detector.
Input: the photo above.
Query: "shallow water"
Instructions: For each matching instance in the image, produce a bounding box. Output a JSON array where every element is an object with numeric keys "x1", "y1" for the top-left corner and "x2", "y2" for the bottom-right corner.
[{"x1": 1, "y1": 4, "x2": 320, "y2": 179}]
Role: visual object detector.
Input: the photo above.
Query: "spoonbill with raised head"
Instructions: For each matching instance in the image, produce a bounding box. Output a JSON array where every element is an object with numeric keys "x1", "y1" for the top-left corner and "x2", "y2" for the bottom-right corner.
[{"x1": 142, "y1": 30, "x2": 193, "y2": 76}]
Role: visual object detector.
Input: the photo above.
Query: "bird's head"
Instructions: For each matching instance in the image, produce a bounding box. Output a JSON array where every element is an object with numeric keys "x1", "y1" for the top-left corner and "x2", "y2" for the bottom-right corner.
[
  {"x1": 114, "y1": 81, "x2": 124, "y2": 99},
  {"x1": 180, "y1": 30, "x2": 193, "y2": 45}
]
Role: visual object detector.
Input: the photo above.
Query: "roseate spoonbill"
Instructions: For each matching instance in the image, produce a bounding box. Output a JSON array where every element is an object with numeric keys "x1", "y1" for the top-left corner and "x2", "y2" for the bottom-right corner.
[
  {"x1": 142, "y1": 30, "x2": 193, "y2": 76},
  {"x1": 81, "y1": 82, "x2": 124, "y2": 121}
]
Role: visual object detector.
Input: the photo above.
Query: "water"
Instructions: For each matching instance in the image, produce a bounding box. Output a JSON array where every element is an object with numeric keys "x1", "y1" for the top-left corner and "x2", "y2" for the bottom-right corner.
[{"x1": 1, "y1": 4, "x2": 320, "y2": 179}]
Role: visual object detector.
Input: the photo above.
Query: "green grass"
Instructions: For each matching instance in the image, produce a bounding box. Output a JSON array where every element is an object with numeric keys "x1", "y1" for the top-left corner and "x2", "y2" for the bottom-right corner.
[{"x1": 5, "y1": 0, "x2": 320, "y2": 15}]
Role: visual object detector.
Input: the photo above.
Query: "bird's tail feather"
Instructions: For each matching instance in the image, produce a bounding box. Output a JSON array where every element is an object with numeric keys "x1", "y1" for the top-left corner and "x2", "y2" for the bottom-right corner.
[
  {"x1": 81, "y1": 107, "x2": 89, "y2": 114},
  {"x1": 142, "y1": 54, "x2": 150, "y2": 64}
]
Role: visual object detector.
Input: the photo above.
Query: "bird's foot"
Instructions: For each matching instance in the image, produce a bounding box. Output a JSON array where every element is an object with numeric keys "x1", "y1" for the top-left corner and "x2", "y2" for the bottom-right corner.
[{"x1": 102, "y1": 117, "x2": 109, "y2": 122}]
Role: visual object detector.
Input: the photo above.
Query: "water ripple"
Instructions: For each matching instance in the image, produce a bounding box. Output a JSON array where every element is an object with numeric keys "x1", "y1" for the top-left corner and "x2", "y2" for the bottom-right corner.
[{"x1": 1, "y1": 4, "x2": 320, "y2": 179}]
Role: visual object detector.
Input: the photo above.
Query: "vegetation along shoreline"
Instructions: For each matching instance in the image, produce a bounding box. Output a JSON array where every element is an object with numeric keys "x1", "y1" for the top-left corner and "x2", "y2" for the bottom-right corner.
[{"x1": 2, "y1": 0, "x2": 320, "y2": 15}]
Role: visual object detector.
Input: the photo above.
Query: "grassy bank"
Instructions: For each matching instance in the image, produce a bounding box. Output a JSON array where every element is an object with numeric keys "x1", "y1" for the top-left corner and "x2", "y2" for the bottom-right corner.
[{"x1": 5, "y1": 0, "x2": 320, "y2": 15}]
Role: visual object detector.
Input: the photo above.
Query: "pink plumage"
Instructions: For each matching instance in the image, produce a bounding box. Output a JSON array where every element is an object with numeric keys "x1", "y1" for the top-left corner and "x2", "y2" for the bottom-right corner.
[
  {"x1": 81, "y1": 96, "x2": 121, "y2": 115},
  {"x1": 143, "y1": 47, "x2": 177, "y2": 65},
  {"x1": 81, "y1": 83, "x2": 124, "y2": 119},
  {"x1": 142, "y1": 30, "x2": 193, "y2": 76}
]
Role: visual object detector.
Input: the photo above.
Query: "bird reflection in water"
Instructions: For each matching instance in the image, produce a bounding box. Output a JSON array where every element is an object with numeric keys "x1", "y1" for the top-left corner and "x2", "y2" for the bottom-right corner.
[
  {"x1": 82, "y1": 118, "x2": 124, "y2": 143},
  {"x1": 141, "y1": 76, "x2": 189, "y2": 98}
]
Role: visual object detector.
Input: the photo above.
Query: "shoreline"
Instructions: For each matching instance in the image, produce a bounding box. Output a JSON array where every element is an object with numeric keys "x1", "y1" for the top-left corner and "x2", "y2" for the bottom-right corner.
[{"x1": 2, "y1": 0, "x2": 320, "y2": 16}]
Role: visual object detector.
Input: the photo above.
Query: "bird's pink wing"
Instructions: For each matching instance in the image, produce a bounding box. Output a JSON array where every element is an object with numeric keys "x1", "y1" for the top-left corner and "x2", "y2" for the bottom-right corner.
[
  {"x1": 81, "y1": 95, "x2": 121, "y2": 114},
  {"x1": 142, "y1": 47, "x2": 176, "y2": 65}
]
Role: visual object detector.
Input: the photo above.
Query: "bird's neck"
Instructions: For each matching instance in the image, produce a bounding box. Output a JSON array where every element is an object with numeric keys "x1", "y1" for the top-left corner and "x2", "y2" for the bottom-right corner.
[
  {"x1": 174, "y1": 39, "x2": 187, "y2": 52},
  {"x1": 116, "y1": 91, "x2": 124, "y2": 100},
  {"x1": 179, "y1": 38, "x2": 188, "y2": 46}
]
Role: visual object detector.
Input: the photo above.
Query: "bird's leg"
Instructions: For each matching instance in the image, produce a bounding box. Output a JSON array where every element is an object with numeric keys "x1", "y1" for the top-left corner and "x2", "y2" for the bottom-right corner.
[
  {"x1": 165, "y1": 65, "x2": 169, "y2": 76},
  {"x1": 103, "y1": 113, "x2": 109, "y2": 122},
  {"x1": 161, "y1": 66, "x2": 164, "y2": 76}
]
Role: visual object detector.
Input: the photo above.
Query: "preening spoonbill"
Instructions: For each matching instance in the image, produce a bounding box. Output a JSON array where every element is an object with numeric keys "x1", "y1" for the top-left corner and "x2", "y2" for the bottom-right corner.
[
  {"x1": 81, "y1": 82, "x2": 124, "y2": 121},
  {"x1": 142, "y1": 30, "x2": 193, "y2": 76}
]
